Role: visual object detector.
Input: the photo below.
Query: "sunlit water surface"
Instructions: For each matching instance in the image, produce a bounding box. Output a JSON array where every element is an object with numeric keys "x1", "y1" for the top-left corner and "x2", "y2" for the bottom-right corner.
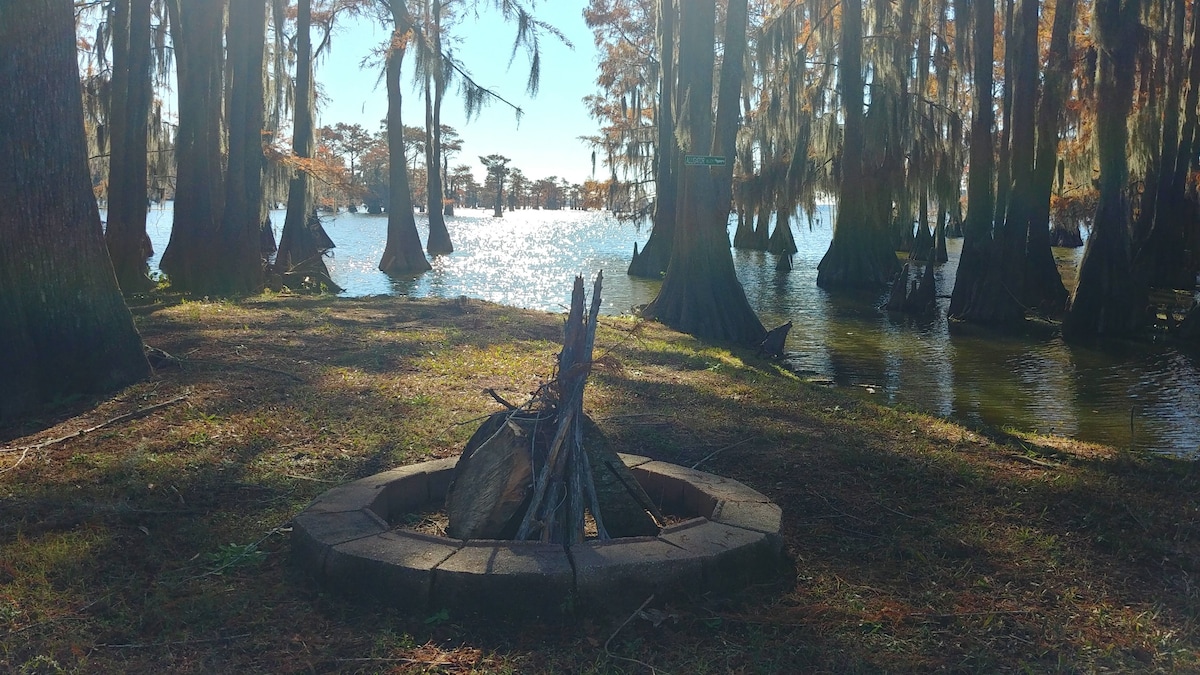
[{"x1": 131, "y1": 204, "x2": 1200, "y2": 457}]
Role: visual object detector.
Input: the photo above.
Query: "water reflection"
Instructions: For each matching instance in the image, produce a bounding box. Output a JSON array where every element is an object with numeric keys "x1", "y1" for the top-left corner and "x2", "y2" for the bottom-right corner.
[{"x1": 126, "y1": 203, "x2": 1199, "y2": 457}]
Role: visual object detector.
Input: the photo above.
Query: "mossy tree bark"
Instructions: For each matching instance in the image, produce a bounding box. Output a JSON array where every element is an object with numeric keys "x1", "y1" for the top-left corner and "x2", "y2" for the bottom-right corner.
[
  {"x1": 104, "y1": 0, "x2": 155, "y2": 294},
  {"x1": 1064, "y1": 0, "x2": 1147, "y2": 338},
  {"x1": 0, "y1": 0, "x2": 150, "y2": 418},
  {"x1": 378, "y1": 12, "x2": 431, "y2": 276},
  {"x1": 815, "y1": 0, "x2": 901, "y2": 288},
  {"x1": 643, "y1": 0, "x2": 764, "y2": 345}
]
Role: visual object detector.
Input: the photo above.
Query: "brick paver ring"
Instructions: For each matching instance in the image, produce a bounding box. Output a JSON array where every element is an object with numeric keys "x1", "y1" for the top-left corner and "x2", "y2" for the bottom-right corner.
[{"x1": 292, "y1": 454, "x2": 785, "y2": 616}]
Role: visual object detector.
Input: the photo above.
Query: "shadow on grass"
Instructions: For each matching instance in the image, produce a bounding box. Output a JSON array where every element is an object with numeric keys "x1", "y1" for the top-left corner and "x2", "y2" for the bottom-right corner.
[{"x1": 0, "y1": 295, "x2": 1196, "y2": 673}]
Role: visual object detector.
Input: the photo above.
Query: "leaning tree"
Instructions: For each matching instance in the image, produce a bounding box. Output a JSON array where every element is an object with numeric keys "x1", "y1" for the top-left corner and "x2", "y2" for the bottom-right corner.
[{"x1": 0, "y1": 0, "x2": 150, "y2": 418}]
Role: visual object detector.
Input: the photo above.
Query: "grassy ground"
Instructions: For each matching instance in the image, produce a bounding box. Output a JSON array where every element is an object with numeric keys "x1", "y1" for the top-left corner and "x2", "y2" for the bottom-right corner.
[{"x1": 1, "y1": 293, "x2": 1197, "y2": 673}]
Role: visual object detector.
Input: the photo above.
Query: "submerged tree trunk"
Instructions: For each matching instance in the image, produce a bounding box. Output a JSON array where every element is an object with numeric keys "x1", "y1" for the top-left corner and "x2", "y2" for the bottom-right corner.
[
  {"x1": 949, "y1": 0, "x2": 996, "y2": 317},
  {"x1": 1023, "y1": 0, "x2": 1075, "y2": 312},
  {"x1": 1064, "y1": 0, "x2": 1146, "y2": 338},
  {"x1": 104, "y1": 0, "x2": 155, "y2": 293},
  {"x1": 424, "y1": 0, "x2": 453, "y2": 255},
  {"x1": 379, "y1": 19, "x2": 431, "y2": 276},
  {"x1": 954, "y1": 0, "x2": 1038, "y2": 325},
  {"x1": 815, "y1": 0, "x2": 901, "y2": 288},
  {"x1": 1, "y1": 0, "x2": 150, "y2": 417},
  {"x1": 767, "y1": 208, "x2": 798, "y2": 254},
  {"x1": 629, "y1": 0, "x2": 677, "y2": 278},
  {"x1": 275, "y1": 0, "x2": 334, "y2": 285},
  {"x1": 643, "y1": 0, "x2": 764, "y2": 345}
]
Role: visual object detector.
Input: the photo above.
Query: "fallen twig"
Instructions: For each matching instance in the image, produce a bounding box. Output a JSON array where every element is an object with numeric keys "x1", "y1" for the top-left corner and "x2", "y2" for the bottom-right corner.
[
  {"x1": 334, "y1": 656, "x2": 450, "y2": 666},
  {"x1": 0, "y1": 395, "x2": 189, "y2": 473},
  {"x1": 284, "y1": 473, "x2": 339, "y2": 483},
  {"x1": 96, "y1": 633, "x2": 252, "y2": 649},
  {"x1": 604, "y1": 594, "x2": 661, "y2": 674},
  {"x1": 691, "y1": 437, "x2": 756, "y2": 469}
]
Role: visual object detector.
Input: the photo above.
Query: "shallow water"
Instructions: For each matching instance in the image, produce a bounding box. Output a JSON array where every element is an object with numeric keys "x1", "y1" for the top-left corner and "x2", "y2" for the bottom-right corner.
[{"x1": 129, "y1": 204, "x2": 1200, "y2": 457}]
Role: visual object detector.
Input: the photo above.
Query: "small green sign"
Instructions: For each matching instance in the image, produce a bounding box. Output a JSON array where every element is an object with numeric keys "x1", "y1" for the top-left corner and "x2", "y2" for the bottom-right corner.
[{"x1": 684, "y1": 155, "x2": 727, "y2": 166}]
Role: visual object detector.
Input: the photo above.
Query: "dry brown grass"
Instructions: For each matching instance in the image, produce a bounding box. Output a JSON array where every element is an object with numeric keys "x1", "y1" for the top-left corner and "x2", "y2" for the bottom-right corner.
[{"x1": 1, "y1": 293, "x2": 1197, "y2": 673}]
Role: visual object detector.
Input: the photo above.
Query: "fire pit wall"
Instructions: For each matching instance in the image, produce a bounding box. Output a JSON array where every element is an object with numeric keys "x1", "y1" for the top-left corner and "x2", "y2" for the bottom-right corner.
[{"x1": 292, "y1": 454, "x2": 785, "y2": 616}]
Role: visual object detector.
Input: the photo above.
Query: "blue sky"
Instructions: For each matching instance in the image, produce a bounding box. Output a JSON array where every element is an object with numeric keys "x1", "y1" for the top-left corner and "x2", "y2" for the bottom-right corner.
[{"x1": 313, "y1": 2, "x2": 602, "y2": 185}]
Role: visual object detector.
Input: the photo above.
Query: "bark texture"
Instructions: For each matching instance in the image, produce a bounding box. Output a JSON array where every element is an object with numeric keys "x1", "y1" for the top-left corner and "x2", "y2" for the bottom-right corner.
[{"x1": 0, "y1": 0, "x2": 150, "y2": 418}]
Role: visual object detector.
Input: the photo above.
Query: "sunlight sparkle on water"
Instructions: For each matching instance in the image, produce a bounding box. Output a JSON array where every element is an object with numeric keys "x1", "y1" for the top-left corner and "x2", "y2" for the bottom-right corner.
[{"x1": 121, "y1": 203, "x2": 1200, "y2": 456}]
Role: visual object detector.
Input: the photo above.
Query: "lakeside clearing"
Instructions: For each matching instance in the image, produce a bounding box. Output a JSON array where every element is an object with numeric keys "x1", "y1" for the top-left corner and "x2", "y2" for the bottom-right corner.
[{"x1": 1, "y1": 294, "x2": 1197, "y2": 673}]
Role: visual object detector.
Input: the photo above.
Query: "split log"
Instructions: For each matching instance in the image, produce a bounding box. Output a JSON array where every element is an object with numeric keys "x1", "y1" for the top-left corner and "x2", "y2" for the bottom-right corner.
[{"x1": 445, "y1": 411, "x2": 549, "y2": 540}]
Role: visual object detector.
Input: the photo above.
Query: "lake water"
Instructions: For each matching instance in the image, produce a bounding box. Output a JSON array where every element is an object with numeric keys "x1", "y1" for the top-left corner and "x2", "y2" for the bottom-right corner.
[{"x1": 131, "y1": 204, "x2": 1200, "y2": 458}]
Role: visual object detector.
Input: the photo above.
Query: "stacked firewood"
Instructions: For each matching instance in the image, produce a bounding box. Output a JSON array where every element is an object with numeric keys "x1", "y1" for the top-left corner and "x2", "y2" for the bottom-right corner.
[{"x1": 445, "y1": 272, "x2": 662, "y2": 544}]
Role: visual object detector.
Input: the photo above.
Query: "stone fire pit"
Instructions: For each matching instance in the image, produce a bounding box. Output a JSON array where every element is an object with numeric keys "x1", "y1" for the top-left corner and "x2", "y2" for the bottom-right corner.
[{"x1": 292, "y1": 454, "x2": 785, "y2": 616}]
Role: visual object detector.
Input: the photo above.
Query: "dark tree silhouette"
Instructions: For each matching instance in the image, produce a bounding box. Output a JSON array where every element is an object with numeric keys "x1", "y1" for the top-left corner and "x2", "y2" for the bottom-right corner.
[
  {"x1": 104, "y1": 0, "x2": 156, "y2": 293},
  {"x1": 160, "y1": 0, "x2": 266, "y2": 295},
  {"x1": 1064, "y1": 0, "x2": 1147, "y2": 337},
  {"x1": 814, "y1": 0, "x2": 902, "y2": 288}
]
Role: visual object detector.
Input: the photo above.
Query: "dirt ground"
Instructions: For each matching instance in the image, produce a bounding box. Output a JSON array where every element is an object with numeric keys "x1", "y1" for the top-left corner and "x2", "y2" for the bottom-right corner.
[{"x1": 1, "y1": 293, "x2": 1197, "y2": 673}]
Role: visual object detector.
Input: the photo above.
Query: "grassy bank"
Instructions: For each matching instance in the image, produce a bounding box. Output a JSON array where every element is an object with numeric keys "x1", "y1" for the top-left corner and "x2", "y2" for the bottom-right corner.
[{"x1": 1, "y1": 294, "x2": 1197, "y2": 673}]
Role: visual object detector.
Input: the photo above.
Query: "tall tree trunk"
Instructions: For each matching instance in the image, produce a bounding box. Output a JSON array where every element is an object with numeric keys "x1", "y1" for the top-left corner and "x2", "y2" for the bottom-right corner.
[
  {"x1": 816, "y1": 0, "x2": 901, "y2": 288},
  {"x1": 949, "y1": 0, "x2": 996, "y2": 316},
  {"x1": 160, "y1": 0, "x2": 226, "y2": 292},
  {"x1": 1064, "y1": 0, "x2": 1147, "y2": 338},
  {"x1": 992, "y1": 0, "x2": 1016, "y2": 227},
  {"x1": 275, "y1": 0, "x2": 333, "y2": 283},
  {"x1": 1023, "y1": 0, "x2": 1076, "y2": 312},
  {"x1": 628, "y1": 0, "x2": 677, "y2": 278},
  {"x1": 424, "y1": 0, "x2": 453, "y2": 255},
  {"x1": 643, "y1": 0, "x2": 764, "y2": 345},
  {"x1": 379, "y1": 18, "x2": 431, "y2": 275},
  {"x1": 105, "y1": 0, "x2": 156, "y2": 293},
  {"x1": 216, "y1": 0, "x2": 268, "y2": 294},
  {"x1": 0, "y1": 0, "x2": 150, "y2": 418}
]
